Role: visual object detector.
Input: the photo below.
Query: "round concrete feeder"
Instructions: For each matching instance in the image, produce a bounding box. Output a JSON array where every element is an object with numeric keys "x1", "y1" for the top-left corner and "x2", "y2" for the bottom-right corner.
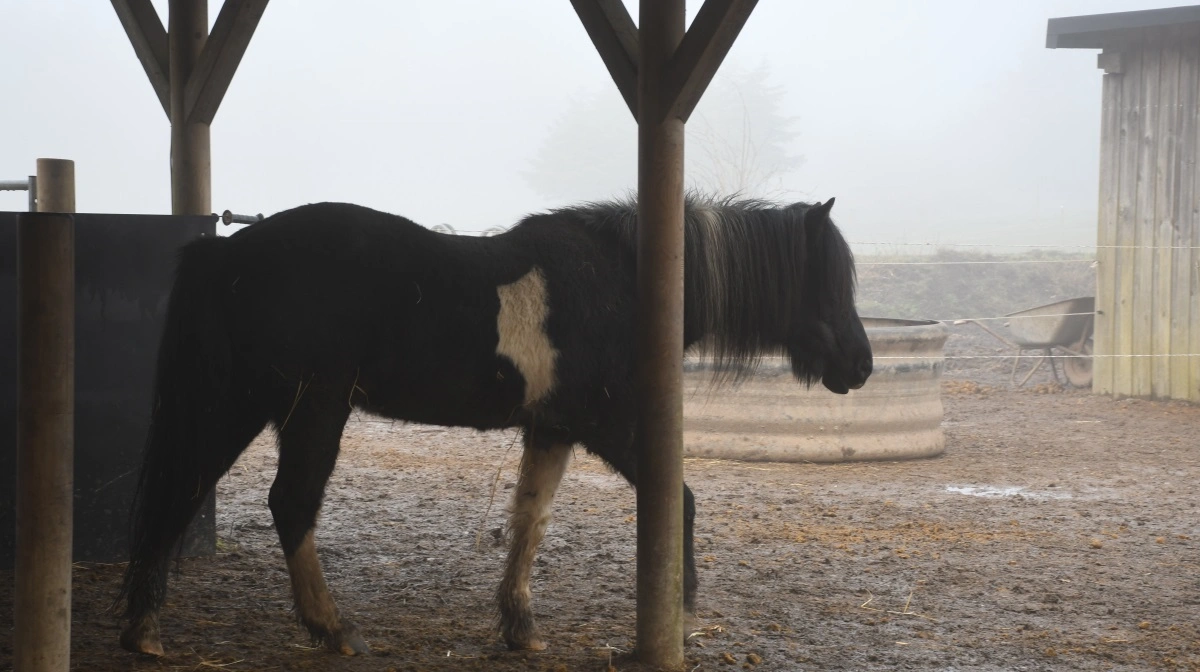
[{"x1": 682, "y1": 317, "x2": 949, "y2": 463}]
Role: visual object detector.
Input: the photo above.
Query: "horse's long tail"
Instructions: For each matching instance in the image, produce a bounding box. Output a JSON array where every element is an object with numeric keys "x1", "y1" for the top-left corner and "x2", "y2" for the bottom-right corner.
[{"x1": 116, "y1": 235, "x2": 255, "y2": 622}]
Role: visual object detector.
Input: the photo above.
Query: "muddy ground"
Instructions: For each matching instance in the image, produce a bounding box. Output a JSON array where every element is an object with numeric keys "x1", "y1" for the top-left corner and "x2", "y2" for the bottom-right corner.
[{"x1": 2, "y1": 325, "x2": 1199, "y2": 672}]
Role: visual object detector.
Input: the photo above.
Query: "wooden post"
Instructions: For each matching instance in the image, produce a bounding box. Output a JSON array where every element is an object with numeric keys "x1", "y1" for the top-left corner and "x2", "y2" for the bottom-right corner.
[
  {"x1": 169, "y1": 0, "x2": 212, "y2": 216},
  {"x1": 14, "y1": 159, "x2": 76, "y2": 672},
  {"x1": 34, "y1": 159, "x2": 75, "y2": 213},
  {"x1": 635, "y1": 0, "x2": 686, "y2": 667},
  {"x1": 167, "y1": 0, "x2": 217, "y2": 548},
  {"x1": 572, "y1": 2, "x2": 756, "y2": 667}
]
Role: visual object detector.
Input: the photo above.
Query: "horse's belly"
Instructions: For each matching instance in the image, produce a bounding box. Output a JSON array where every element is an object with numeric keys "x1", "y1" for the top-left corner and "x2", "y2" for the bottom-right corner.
[{"x1": 357, "y1": 357, "x2": 531, "y2": 431}]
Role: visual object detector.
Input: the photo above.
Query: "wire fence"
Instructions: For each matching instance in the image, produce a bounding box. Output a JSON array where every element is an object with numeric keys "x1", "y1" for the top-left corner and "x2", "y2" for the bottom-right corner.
[
  {"x1": 857, "y1": 258, "x2": 1095, "y2": 266},
  {"x1": 851, "y1": 241, "x2": 1200, "y2": 251},
  {"x1": 877, "y1": 353, "x2": 1199, "y2": 360}
]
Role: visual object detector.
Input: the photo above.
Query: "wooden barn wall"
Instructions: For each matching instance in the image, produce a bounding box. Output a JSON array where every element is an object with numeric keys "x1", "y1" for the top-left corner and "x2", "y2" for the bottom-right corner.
[{"x1": 1095, "y1": 33, "x2": 1200, "y2": 402}]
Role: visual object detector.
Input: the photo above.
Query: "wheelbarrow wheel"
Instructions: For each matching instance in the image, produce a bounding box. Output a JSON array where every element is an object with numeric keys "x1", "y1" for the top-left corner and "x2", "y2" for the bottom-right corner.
[{"x1": 1064, "y1": 335, "x2": 1093, "y2": 387}]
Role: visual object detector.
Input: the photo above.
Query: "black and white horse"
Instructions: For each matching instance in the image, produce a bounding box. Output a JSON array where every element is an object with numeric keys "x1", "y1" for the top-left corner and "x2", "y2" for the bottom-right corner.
[{"x1": 115, "y1": 194, "x2": 872, "y2": 656}]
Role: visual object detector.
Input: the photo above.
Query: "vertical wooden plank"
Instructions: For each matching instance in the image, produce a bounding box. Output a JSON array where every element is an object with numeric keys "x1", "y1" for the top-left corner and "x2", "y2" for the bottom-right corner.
[
  {"x1": 1153, "y1": 39, "x2": 1180, "y2": 398},
  {"x1": 1114, "y1": 46, "x2": 1143, "y2": 398},
  {"x1": 1172, "y1": 38, "x2": 1198, "y2": 401},
  {"x1": 1132, "y1": 41, "x2": 1160, "y2": 398},
  {"x1": 1189, "y1": 39, "x2": 1200, "y2": 403},
  {"x1": 1095, "y1": 66, "x2": 1123, "y2": 395}
]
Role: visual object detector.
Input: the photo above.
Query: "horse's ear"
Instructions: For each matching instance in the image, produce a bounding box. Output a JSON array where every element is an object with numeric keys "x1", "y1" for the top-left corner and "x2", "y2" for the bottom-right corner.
[{"x1": 805, "y1": 197, "x2": 835, "y2": 224}]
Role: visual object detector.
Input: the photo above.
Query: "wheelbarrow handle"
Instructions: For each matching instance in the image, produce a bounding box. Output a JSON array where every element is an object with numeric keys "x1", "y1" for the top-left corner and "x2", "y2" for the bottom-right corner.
[{"x1": 956, "y1": 319, "x2": 1019, "y2": 349}]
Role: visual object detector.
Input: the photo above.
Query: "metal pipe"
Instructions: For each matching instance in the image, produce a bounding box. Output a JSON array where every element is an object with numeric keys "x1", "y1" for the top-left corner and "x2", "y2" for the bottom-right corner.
[
  {"x1": 14, "y1": 158, "x2": 76, "y2": 672},
  {"x1": 634, "y1": 0, "x2": 686, "y2": 667},
  {"x1": 220, "y1": 209, "x2": 263, "y2": 225},
  {"x1": 0, "y1": 176, "x2": 36, "y2": 210}
]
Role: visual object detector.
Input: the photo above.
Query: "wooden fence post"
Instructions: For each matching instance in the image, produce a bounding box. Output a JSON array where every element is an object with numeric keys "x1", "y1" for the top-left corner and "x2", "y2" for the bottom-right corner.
[{"x1": 14, "y1": 158, "x2": 76, "y2": 672}]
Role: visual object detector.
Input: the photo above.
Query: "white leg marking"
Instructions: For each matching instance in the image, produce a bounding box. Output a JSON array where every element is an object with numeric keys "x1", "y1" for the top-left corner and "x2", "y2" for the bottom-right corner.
[
  {"x1": 286, "y1": 530, "x2": 340, "y2": 630},
  {"x1": 498, "y1": 439, "x2": 572, "y2": 648},
  {"x1": 496, "y1": 267, "x2": 559, "y2": 406}
]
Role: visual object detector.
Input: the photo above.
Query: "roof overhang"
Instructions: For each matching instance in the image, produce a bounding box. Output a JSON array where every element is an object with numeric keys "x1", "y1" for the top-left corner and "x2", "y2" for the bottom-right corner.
[{"x1": 1046, "y1": 4, "x2": 1200, "y2": 49}]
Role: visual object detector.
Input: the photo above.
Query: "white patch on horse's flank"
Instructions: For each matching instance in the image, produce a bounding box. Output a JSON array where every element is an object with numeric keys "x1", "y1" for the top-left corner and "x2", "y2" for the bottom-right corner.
[{"x1": 496, "y1": 267, "x2": 559, "y2": 406}]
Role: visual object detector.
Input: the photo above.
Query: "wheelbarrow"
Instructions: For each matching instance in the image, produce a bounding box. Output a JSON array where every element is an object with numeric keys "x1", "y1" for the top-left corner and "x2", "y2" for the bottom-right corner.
[{"x1": 956, "y1": 296, "x2": 1095, "y2": 388}]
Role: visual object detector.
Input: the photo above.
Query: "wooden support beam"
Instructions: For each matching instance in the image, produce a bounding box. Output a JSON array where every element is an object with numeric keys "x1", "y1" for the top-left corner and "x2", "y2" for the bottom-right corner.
[
  {"x1": 570, "y1": 0, "x2": 640, "y2": 119},
  {"x1": 662, "y1": 0, "x2": 758, "y2": 123},
  {"x1": 634, "y1": 0, "x2": 686, "y2": 667},
  {"x1": 185, "y1": 0, "x2": 270, "y2": 125},
  {"x1": 111, "y1": 0, "x2": 170, "y2": 117},
  {"x1": 168, "y1": 0, "x2": 218, "y2": 555},
  {"x1": 569, "y1": 0, "x2": 758, "y2": 667},
  {"x1": 14, "y1": 159, "x2": 76, "y2": 672},
  {"x1": 170, "y1": 0, "x2": 212, "y2": 217}
]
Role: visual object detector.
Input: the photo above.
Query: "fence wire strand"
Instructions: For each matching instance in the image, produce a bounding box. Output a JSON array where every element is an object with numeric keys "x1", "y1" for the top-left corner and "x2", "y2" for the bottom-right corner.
[
  {"x1": 938, "y1": 311, "x2": 1095, "y2": 322},
  {"x1": 877, "y1": 353, "x2": 1199, "y2": 360},
  {"x1": 851, "y1": 241, "x2": 1200, "y2": 251},
  {"x1": 858, "y1": 259, "x2": 1096, "y2": 266}
]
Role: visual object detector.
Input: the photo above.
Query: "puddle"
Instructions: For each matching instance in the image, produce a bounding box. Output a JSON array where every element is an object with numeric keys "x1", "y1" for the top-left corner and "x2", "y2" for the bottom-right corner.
[{"x1": 946, "y1": 484, "x2": 1073, "y2": 500}]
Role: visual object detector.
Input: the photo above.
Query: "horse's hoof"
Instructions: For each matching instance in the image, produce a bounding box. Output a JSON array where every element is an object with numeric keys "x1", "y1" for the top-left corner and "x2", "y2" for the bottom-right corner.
[
  {"x1": 327, "y1": 622, "x2": 369, "y2": 656},
  {"x1": 119, "y1": 619, "x2": 164, "y2": 656},
  {"x1": 506, "y1": 637, "x2": 548, "y2": 652},
  {"x1": 501, "y1": 614, "x2": 546, "y2": 652}
]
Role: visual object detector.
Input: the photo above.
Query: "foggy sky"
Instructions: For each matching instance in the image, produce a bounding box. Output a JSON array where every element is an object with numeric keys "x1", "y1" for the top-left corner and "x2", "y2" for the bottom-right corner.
[{"x1": 0, "y1": 1, "x2": 1181, "y2": 250}]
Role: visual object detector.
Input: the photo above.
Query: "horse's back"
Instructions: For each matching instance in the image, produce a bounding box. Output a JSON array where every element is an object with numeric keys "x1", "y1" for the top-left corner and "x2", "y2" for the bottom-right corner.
[
  {"x1": 214, "y1": 204, "x2": 466, "y2": 378},
  {"x1": 203, "y1": 201, "x2": 637, "y2": 433}
]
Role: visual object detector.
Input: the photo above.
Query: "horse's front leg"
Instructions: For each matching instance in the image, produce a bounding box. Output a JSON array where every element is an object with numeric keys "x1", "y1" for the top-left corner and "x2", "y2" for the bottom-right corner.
[{"x1": 497, "y1": 434, "x2": 572, "y2": 650}]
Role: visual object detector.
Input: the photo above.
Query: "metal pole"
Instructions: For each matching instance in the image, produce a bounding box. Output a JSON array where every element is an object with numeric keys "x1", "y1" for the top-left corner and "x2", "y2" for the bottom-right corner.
[
  {"x1": 14, "y1": 159, "x2": 76, "y2": 672},
  {"x1": 635, "y1": 0, "x2": 686, "y2": 667}
]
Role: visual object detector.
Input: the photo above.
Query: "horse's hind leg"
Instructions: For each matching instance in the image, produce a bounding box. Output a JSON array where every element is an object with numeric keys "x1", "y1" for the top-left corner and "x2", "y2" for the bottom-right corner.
[
  {"x1": 584, "y1": 433, "x2": 700, "y2": 620},
  {"x1": 497, "y1": 433, "x2": 572, "y2": 651},
  {"x1": 268, "y1": 395, "x2": 366, "y2": 655},
  {"x1": 119, "y1": 402, "x2": 268, "y2": 656}
]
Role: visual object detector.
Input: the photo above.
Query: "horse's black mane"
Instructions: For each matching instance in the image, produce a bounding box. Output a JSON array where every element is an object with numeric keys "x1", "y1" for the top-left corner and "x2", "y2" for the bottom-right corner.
[{"x1": 541, "y1": 192, "x2": 858, "y2": 381}]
